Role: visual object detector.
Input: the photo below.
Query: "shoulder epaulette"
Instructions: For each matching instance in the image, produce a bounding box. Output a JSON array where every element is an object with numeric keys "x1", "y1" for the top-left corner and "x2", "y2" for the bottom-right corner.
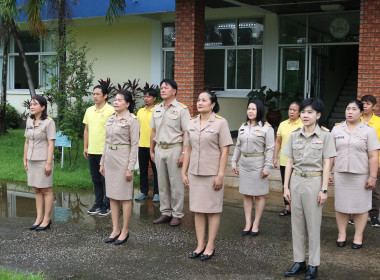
[
  {"x1": 215, "y1": 114, "x2": 222, "y2": 119},
  {"x1": 191, "y1": 114, "x2": 199, "y2": 120},
  {"x1": 321, "y1": 126, "x2": 330, "y2": 132},
  {"x1": 131, "y1": 113, "x2": 137, "y2": 119},
  {"x1": 335, "y1": 122, "x2": 341, "y2": 126},
  {"x1": 179, "y1": 102, "x2": 187, "y2": 109},
  {"x1": 47, "y1": 117, "x2": 53, "y2": 120},
  {"x1": 265, "y1": 121, "x2": 271, "y2": 127}
]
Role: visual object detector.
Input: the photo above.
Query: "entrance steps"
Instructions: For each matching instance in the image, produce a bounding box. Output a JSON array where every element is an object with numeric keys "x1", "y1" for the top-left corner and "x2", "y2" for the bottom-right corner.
[{"x1": 327, "y1": 70, "x2": 358, "y2": 128}]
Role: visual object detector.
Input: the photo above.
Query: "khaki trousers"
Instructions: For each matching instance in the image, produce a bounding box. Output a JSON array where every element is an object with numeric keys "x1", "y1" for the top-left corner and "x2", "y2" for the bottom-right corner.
[
  {"x1": 155, "y1": 145, "x2": 184, "y2": 218},
  {"x1": 290, "y1": 174, "x2": 323, "y2": 266}
]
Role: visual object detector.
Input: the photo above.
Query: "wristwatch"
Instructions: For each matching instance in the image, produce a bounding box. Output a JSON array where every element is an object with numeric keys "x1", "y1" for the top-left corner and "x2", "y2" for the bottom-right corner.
[{"x1": 320, "y1": 189, "x2": 328, "y2": 194}]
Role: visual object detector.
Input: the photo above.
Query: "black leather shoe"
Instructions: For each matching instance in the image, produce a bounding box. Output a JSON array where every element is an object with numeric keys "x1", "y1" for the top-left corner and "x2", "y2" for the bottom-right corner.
[
  {"x1": 29, "y1": 223, "x2": 41, "y2": 230},
  {"x1": 200, "y1": 249, "x2": 215, "y2": 261},
  {"x1": 352, "y1": 243, "x2": 362, "y2": 249},
  {"x1": 336, "y1": 240, "x2": 346, "y2": 247},
  {"x1": 36, "y1": 221, "x2": 51, "y2": 231},
  {"x1": 104, "y1": 232, "x2": 121, "y2": 243},
  {"x1": 251, "y1": 231, "x2": 259, "y2": 237},
  {"x1": 304, "y1": 265, "x2": 318, "y2": 280},
  {"x1": 114, "y1": 232, "x2": 129, "y2": 245},
  {"x1": 188, "y1": 248, "x2": 205, "y2": 259},
  {"x1": 284, "y1": 262, "x2": 307, "y2": 277},
  {"x1": 242, "y1": 223, "x2": 253, "y2": 236}
]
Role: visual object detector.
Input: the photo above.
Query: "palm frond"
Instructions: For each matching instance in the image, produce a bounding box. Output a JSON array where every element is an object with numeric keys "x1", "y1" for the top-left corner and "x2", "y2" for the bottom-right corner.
[
  {"x1": 0, "y1": 0, "x2": 20, "y2": 22},
  {"x1": 105, "y1": 0, "x2": 126, "y2": 24},
  {"x1": 25, "y1": 0, "x2": 47, "y2": 38}
]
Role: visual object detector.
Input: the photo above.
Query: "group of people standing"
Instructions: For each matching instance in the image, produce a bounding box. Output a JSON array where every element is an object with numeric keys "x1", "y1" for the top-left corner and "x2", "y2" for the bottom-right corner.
[{"x1": 23, "y1": 78, "x2": 380, "y2": 279}]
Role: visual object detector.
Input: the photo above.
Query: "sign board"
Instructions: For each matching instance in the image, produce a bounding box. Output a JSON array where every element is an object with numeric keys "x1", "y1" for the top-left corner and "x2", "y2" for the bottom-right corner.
[
  {"x1": 55, "y1": 131, "x2": 71, "y2": 147},
  {"x1": 286, "y1": 61, "x2": 300, "y2": 71}
]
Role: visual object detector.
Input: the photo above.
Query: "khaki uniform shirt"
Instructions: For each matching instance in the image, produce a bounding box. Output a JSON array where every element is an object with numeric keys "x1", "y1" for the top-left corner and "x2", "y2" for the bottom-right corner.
[
  {"x1": 24, "y1": 117, "x2": 56, "y2": 161},
  {"x1": 184, "y1": 113, "x2": 233, "y2": 176},
  {"x1": 100, "y1": 111, "x2": 140, "y2": 171},
  {"x1": 150, "y1": 99, "x2": 190, "y2": 145},
  {"x1": 231, "y1": 122, "x2": 275, "y2": 172},
  {"x1": 283, "y1": 125, "x2": 336, "y2": 172},
  {"x1": 331, "y1": 121, "x2": 380, "y2": 174}
]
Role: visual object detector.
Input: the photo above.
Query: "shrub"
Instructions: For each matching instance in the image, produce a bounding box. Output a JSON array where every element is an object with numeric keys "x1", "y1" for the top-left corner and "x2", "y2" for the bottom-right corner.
[{"x1": 0, "y1": 103, "x2": 21, "y2": 129}]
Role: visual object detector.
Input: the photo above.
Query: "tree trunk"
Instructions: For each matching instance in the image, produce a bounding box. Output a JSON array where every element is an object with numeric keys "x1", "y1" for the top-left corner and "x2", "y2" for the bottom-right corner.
[
  {"x1": 57, "y1": 0, "x2": 67, "y2": 125},
  {"x1": 0, "y1": 27, "x2": 10, "y2": 135},
  {"x1": 10, "y1": 19, "x2": 36, "y2": 97}
]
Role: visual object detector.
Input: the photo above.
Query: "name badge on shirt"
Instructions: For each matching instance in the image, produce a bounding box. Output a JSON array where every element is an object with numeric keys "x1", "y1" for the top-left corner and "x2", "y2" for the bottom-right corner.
[
  {"x1": 27, "y1": 126, "x2": 33, "y2": 130},
  {"x1": 312, "y1": 140, "x2": 323, "y2": 144},
  {"x1": 336, "y1": 136, "x2": 344, "y2": 139},
  {"x1": 189, "y1": 129, "x2": 195, "y2": 132},
  {"x1": 240, "y1": 128, "x2": 244, "y2": 131},
  {"x1": 156, "y1": 110, "x2": 161, "y2": 113},
  {"x1": 206, "y1": 129, "x2": 214, "y2": 133}
]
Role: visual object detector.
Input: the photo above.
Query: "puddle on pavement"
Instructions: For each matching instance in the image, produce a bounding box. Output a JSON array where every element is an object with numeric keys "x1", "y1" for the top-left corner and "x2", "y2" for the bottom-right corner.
[{"x1": 0, "y1": 181, "x2": 162, "y2": 224}]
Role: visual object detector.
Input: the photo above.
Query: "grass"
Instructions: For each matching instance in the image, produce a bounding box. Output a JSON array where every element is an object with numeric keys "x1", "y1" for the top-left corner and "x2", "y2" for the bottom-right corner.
[
  {"x1": 0, "y1": 129, "x2": 139, "y2": 189},
  {"x1": 0, "y1": 267, "x2": 45, "y2": 280}
]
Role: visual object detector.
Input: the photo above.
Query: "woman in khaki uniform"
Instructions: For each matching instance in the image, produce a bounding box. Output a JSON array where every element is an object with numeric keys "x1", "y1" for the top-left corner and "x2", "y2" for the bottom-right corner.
[
  {"x1": 100, "y1": 90, "x2": 139, "y2": 245},
  {"x1": 231, "y1": 99, "x2": 274, "y2": 236},
  {"x1": 24, "y1": 95, "x2": 56, "y2": 231},
  {"x1": 182, "y1": 91, "x2": 233, "y2": 261},
  {"x1": 330, "y1": 100, "x2": 380, "y2": 249}
]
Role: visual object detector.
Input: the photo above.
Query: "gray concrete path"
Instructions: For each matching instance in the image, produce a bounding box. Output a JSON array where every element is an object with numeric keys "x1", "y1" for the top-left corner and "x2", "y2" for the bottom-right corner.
[{"x1": 0, "y1": 183, "x2": 379, "y2": 279}]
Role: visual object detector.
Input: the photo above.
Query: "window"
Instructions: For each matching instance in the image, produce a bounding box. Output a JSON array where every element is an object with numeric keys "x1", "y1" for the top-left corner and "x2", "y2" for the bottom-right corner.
[
  {"x1": 162, "y1": 18, "x2": 263, "y2": 91},
  {"x1": 0, "y1": 32, "x2": 56, "y2": 90}
]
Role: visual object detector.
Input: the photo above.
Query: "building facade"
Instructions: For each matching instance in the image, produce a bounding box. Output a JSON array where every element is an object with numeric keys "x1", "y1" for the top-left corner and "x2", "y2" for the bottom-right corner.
[{"x1": 4, "y1": 0, "x2": 378, "y2": 131}]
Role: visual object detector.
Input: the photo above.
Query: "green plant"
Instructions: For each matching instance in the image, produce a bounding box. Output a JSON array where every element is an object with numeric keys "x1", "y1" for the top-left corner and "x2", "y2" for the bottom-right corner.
[
  {"x1": 247, "y1": 86, "x2": 296, "y2": 111},
  {"x1": 0, "y1": 102, "x2": 21, "y2": 129},
  {"x1": 41, "y1": 34, "x2": 94, "y2": 166}
]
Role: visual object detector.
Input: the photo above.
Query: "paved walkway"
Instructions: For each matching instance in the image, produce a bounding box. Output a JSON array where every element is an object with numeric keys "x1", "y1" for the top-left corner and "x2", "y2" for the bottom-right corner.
[{"x1": 0, "y1": 183, "x2": 379, "y2": 279}]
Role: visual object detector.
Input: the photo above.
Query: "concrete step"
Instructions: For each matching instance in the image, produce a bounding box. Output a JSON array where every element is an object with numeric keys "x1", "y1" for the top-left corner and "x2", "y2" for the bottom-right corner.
[
  {"x1": 343, "y1": 85, "x2": 357, "y2": 91},
  {"x1": 336, "y1": 101, "x2": 347, "y2": 107},
  {"x1": 331, "y1": 112, "x2": 345, "y2": 118},
  {"x1": 339, "y1": 95, "x2": 355, "y2": 102},
  {"x1": 333, "y1": 106, "x2": 346, "y2": 113},
  {"x1": 341, "y1": 90, "x2": 357, "y2": 96}
]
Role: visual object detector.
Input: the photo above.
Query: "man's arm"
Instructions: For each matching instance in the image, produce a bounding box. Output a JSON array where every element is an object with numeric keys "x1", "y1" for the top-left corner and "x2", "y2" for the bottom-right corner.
[{"x1": 83, "y1": 124, "x2": 89, "y2": 159}]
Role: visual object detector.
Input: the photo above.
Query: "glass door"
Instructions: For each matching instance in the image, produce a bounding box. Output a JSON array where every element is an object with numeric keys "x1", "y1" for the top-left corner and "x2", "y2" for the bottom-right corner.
[{"x1": 279, "y1": 47, "x2": 306, "y2": 101}]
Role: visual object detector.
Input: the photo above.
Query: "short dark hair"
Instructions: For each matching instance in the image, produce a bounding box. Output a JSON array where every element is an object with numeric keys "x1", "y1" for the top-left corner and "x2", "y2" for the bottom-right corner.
[
  {"x1": 245, "y1": 99, "x2": 265, "y2": 125},
  {"x1": 347, "y1": 100, "x2": 363, "y2": 112},
  {"x1": 116, "y1": 90, "x2": 135, "y2": 113},
  {"x1": 201, "y1": 91, "x2": 220, "y2": 113},
  {"x1": 93, "y1": 85, "x2": 109, "y2": 100},
  {"x1": 300, "y1": 98, "x2": 324, "y2": 114},
  {"x1": 361, "y1": 95, "x2": 377, "y2": 105},
  {"x1": 30, "y1": 95, "x2": 48, "y2": 120},
  {"x1": 160, "y1": 79, "x2": 178, "y2": 91},
  {"x1": 289, "y1": 101, "x2": 301, "y2": 110},
  {"x1": 144, "y1": 88, "x2": 158, "y2": 99}
]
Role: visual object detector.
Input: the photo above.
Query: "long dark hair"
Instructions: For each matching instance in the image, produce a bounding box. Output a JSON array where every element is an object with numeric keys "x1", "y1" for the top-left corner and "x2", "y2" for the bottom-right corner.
[
  {"x1": 116, "y1": 90, "x2": 135, "y2": 113},
  {"x1": 245, "y1": 99, "x2": 265, "y2": 125},
  {"x1": 30, "y1": 95, "x2": 48, "y2": 120}
]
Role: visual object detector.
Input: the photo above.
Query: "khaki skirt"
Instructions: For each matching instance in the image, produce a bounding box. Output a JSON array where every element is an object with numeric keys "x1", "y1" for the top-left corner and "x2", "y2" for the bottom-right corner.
[
  {"x1": 188, "y1": 173, "x2": 224, "y2": 213},
  {"x1": 104, "y1": 147, "x2": 133, "y2": 201},
  {"x1": 334, "y1": 171, "x2": 371, "y2": 214},
  {"x1": 27, "y1": 160, "x2": 53, "y2": 188},
  {"x1": 239, "y1": 156, "x2": 269, "y2": 196}
]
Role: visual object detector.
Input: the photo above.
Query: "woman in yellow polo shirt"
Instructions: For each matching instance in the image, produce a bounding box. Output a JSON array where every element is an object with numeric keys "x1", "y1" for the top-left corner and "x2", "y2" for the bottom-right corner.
[{"x1": 274, "y1": 101, "x2": 302, "y2": 216}]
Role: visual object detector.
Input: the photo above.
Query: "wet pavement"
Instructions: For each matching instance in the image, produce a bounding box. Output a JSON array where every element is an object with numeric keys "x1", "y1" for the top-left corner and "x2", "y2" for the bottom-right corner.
[{"x1": 0, "y1": 181, "x2": 380, "y2": 280}]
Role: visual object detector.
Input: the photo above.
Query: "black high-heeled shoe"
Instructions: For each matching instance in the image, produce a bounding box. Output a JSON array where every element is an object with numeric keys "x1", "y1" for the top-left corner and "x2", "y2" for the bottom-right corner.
[
  {"x1": 188, "y1": 248, "x2": 205, "y2": 259},
  {"x1": 114, "y1": 232, "x2": 129, "y2": 245},
  {"x1": 352, "y1": 243, "x2": 363, "y2": 249},
  {"x1": 336, "y1": 240, "x2": 346, "y2": 247},
  {"x1": 104, "y1": 232, "x2": 121, "y2": 243},
  {"x1": 36, "y1": 221, "x2": 51, "y2": 231},
  {"x1": 29, "y1": 223, "x2": 42, "y2": 230},
  {"x1": 242, "y1": 223, "x2": 253, "y2": 236},
  {"x1": 200, "y1": 249, "x2": 215, "y2": 261}
]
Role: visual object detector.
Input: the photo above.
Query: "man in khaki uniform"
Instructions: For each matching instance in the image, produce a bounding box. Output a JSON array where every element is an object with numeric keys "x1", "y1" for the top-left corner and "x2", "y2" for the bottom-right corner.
[
  {"x1": 150, "y1": 79, "x2": 191, "y2": 226},
  {"x1": 283, "y1": 99, "x2": 336, "y2": 280}
]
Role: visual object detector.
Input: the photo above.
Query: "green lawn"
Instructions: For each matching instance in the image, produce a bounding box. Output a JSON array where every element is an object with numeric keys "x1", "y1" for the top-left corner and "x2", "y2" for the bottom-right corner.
[
  {"x1": 0, "y1": 267, "x2": 44, "y2": 280},
  {"x1": 0, "y1": 129, "x2": 139, "y2": 189}
]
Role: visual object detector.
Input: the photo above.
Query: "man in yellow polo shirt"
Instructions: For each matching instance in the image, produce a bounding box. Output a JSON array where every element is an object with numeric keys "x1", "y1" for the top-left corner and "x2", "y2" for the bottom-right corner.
[
  {"x1": 83, "y1": 85, "x2": 115, "y2": 216},
  {"x1": 135, "y1": 88, "x2": 159, "y2": 202},
  {"x1": 360, "y1": 95, "x2": 380, "y2": 227}
]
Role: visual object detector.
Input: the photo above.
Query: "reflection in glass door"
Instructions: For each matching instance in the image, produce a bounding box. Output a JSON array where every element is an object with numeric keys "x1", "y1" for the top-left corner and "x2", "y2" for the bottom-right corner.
[{"x1": 279, "y1": 47, "x2": 306, "y2": 101}]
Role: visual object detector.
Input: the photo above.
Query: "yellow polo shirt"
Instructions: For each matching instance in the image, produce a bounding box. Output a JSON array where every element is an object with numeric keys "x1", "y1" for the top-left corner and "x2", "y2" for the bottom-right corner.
[
  {"x1": 361, "y1": 114, "x2": 380, "y2": 162},
  {"x1": 277, "y1": 118, "x2": 303, "y2": 166},
  {"x1": 83, "y1": 103, "x2": 115, "y2": 154},
  {"x1": 137, "y1": 106, "x2": 154, "y2": 148}
]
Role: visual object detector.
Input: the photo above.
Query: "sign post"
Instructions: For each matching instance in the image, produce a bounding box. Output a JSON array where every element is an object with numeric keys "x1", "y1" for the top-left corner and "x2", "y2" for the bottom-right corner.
[{"x1": 55, "y1": 131, "x2": 72, "y2": 168}]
